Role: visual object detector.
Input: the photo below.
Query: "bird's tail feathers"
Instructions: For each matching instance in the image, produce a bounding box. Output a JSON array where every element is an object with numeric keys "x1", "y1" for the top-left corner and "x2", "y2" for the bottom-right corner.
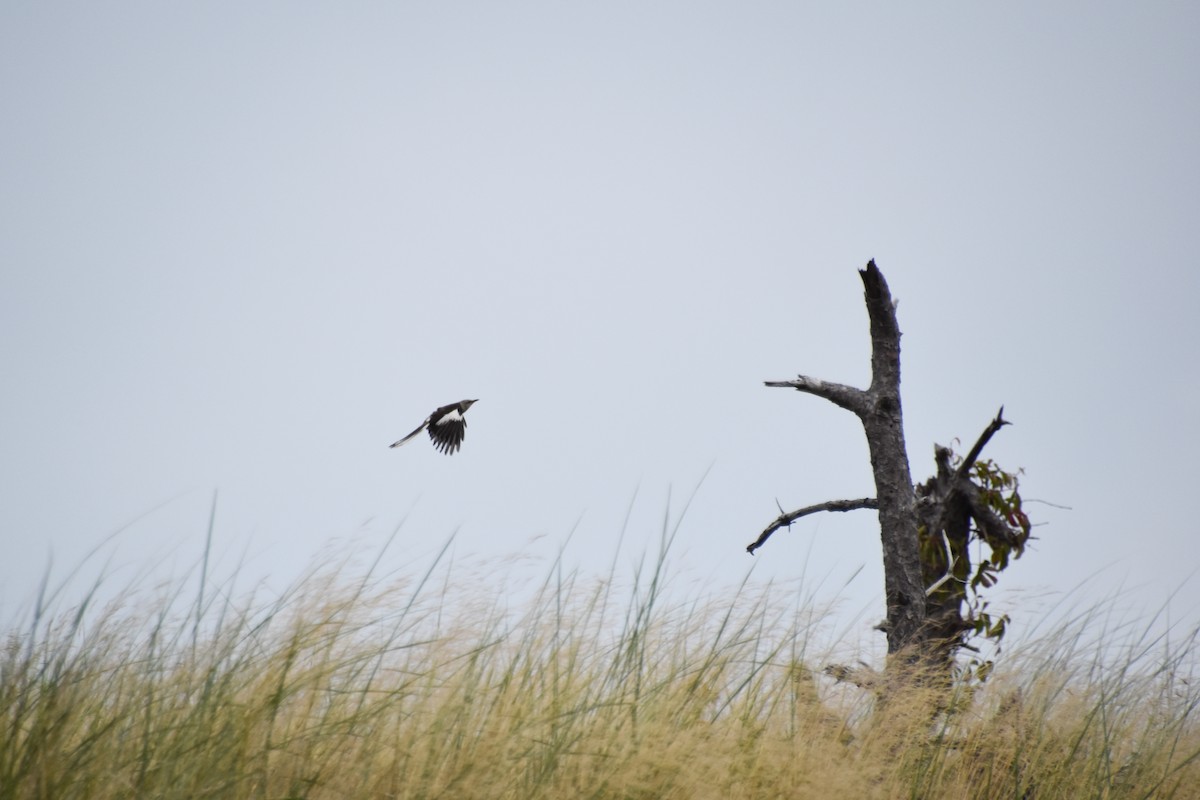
[{"x1": 389, "y1": 424, "x2": 426, "y2": 448}]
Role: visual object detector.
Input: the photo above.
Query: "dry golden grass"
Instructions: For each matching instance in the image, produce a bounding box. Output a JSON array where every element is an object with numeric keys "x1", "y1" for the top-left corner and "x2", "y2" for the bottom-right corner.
[{"x1": 2, "y1": 534, "x2": 1198, "y2": 799}]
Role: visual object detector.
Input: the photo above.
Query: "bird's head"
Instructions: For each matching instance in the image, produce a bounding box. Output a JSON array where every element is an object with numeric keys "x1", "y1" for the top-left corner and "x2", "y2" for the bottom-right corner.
[{"x1": 462, "y1": 399, "x2": 479, "y2": 410}]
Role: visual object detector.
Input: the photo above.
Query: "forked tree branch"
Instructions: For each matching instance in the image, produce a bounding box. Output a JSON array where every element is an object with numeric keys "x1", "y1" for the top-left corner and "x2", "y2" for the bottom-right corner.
[
  {"x1": 926, "y1": 409, "x2": 1017, "y2": 560},
  {"x1": 746, "y1": 497, "x2": 878, "y2": 555}
]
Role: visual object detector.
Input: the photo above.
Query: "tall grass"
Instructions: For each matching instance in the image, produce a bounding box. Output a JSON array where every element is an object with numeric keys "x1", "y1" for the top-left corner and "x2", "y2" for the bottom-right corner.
[{"x1": 2, "y1": 526, "x2": 1198, "y2": 799}]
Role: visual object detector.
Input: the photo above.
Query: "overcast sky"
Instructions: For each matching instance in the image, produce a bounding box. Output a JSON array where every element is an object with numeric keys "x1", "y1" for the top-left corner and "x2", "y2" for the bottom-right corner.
[{"x1": 2, "y1": 2, "x2": 1197, "y2": 651}]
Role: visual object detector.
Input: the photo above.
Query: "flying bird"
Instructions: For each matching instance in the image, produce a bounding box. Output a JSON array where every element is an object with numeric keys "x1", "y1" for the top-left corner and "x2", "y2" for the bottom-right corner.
[{"x1": 389, "y1": 399, "x2": 478, "y2": 455}]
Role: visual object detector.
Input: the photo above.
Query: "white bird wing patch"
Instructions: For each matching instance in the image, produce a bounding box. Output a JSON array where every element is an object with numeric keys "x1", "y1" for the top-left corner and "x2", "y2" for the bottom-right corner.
[{"x1": 434, "y1": 409, "x2": 463, "y2": 425}]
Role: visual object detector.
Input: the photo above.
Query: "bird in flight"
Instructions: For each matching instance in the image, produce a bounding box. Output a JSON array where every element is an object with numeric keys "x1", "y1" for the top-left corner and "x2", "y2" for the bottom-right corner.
[{"x1": 389, "y1": 399, "x2": 478, "y2": 455}]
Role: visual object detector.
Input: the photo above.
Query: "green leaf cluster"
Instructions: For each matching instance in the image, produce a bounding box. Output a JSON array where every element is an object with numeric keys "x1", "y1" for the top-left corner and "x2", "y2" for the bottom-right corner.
[{"x1": 947, "y1": 455, "x2": 1033, "y2": 685}]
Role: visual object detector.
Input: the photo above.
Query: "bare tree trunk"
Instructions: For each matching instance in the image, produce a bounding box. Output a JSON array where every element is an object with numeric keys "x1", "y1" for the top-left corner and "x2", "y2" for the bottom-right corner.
[
  {"x1": 764, "y1": 260, "x2": 927, "y2": 655},
  {"x1": 858, "y1": 262, "x2": 926, "y2": 655}
]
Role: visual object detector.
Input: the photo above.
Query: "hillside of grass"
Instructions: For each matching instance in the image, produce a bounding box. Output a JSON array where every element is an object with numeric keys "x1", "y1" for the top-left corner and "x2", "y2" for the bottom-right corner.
[{"x1": 3, "y1": 529, "x2": 1198, "y2": 800}]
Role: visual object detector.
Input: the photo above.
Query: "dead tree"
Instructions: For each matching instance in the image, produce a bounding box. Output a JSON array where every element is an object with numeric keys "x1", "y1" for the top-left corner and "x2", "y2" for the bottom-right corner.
[
  {"x1": 747, "y1": 260, "x2": 1028, "y2": 668},
  {"x1": 751, "y1": 260, "x2": 926, "y2": 656}
]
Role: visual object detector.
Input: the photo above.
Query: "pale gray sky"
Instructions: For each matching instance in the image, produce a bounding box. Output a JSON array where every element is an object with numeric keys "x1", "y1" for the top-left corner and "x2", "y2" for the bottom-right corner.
[{"x1": 2, "y1": 2, "x2": 1198, "y2": 645}]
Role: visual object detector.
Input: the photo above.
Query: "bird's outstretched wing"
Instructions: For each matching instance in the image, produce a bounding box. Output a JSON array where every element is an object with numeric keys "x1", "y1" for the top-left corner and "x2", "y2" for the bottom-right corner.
[
  {"x1": 389, "y1": 419, "x2": 429, "y2": 448},
  {"x1": 428, "y1": 410, "x2": 467, "y2": 455}
]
